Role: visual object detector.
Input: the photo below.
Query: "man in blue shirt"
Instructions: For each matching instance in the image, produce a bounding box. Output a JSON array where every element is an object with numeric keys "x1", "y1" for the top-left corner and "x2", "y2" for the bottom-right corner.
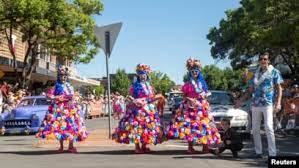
[{"x1": 237, "y1": 52, "x2": 283, "y2": 158}]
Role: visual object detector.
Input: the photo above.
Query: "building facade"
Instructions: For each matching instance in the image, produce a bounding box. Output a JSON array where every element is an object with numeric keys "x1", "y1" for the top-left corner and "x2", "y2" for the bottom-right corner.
[{"x1": 0, "y1": 30, "x2": 100, "y2": 88}]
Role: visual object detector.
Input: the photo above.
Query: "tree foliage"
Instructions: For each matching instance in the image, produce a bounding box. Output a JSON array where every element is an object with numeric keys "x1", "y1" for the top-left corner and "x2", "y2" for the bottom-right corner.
[
  {"x1": 207, "y1": 0, "x2": 299, "y2": 80},
  {"x1": 149, "y1": 71, "x2": 175, "y2": 95},
  {"x1": 111, "y1": 69, "x2": 131, "y2": 96},
  {"x1": 183, "y1": 65, "x2": 245, "y2": 91},
  {"x1": 86, "y1": 84, "x2": 105, "y2": 96},
  {"x1": 0, "y1": 0, "x2": 104, "y2": 87}
]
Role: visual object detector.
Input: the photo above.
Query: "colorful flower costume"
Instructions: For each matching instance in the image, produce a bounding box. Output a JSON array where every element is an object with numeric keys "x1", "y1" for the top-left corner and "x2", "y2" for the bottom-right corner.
[
  {"x1": 166, "y1": 59, "x2": 221, "y2": 146},
  {"x1": 113, "y1": 96, "x2": 125, "y2": 116},
  {"x1": 112, "y1": 65, "x2": 164, "y2": 145},
  {"x1": 36, "y1": 75, "x2": 88, "y2": 142}
]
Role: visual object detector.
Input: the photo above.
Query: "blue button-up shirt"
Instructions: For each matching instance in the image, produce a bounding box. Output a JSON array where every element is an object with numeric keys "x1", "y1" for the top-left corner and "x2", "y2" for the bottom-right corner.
[{"x1": 249, "y1": 67, "x2": 283, "y2": 107}]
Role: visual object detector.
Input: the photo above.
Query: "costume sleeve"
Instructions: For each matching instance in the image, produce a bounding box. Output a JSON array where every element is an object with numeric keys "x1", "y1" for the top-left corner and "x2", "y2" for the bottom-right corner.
[
  {"x1": 181, "y1": 83, "x2": 190, "y2": 95},
  {"x1": 69, "y1": 85, "x2": 74, "y2": 95},
  {"x1": 46, "y1": 87, "x2": 55, "y2": 98},
  {"x1": 129, "y1": 85, "x2": 134, "y2": 96}
]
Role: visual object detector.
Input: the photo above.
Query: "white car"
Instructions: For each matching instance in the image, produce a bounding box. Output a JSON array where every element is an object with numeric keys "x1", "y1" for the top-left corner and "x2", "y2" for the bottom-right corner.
[{"x1": 208, "y1": 90, "x2": 250, "y2": 136}]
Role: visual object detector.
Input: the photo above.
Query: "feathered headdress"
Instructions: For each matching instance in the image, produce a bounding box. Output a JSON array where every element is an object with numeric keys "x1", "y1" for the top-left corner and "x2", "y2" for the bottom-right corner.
[
  {"x1": 186, "y1": 58, "x2": 202, "y2": 71},
  {"x1": 136, "y1": 63, "x2": 151, "y2": 75},
  {"x1": 57, "y1": 65, "x2": 69, "y2": 76}
]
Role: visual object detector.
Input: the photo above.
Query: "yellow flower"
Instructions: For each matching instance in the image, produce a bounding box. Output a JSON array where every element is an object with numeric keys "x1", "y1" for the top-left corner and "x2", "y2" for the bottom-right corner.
[
  {"x1": 71, "y1": 109, "x2": 77, "y2": 115},
  {"x1": 179, "y1": 132, "x2": 185, "y2": 139},
  {"x1": 201, "y1": 136, "x2": 207, "y2": 144},
  {"x1": 138, "y1": 128, "x2": 143, "y2": 134},
  {"x1": 185, "y1": 128, "x2": 191, "y2": 135},
  {"x1": 47, "y1": 133, "x2": 55, "y2": 140}
]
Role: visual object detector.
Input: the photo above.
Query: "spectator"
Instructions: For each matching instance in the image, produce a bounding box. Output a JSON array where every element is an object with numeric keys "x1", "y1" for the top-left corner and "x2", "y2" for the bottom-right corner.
[
  {"x1": 3, "y1": 92, "x2": 16, "y2": 113},
  {"x1": 0, "y1": 82, "x2": 10, "y2": 99},
  {"x1": 211, "y1": 118, "x2": 243, "y2": 158},
  {"x1": 291, "y1": 84, "x2": 299, "y2": 98},
  {"x1": 236, "y1": 52, "x2": 283, "y2": 158},
  {"x1": 0, "y1": 88, "x2": 3, "y2": 113}
]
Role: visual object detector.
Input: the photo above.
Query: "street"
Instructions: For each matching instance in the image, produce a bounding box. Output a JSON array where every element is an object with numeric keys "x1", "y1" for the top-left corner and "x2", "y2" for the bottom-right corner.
[{"x1": 0, "y1": 109, "x2": 298, "y2": 168}]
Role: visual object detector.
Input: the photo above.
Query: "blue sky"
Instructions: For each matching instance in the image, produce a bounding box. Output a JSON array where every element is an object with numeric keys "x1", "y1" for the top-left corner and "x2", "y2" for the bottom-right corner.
[{"x1": 76, "y1": 0, "x2": 241, "y2": 84}]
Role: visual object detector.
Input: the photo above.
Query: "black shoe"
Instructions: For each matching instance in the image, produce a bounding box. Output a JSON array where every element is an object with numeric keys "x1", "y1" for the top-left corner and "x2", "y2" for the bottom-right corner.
[
  {"x1": 232, "y1": 152, "x2": 239, "y2": 158},
  {"x1": 249, "y1": 154, "x2": 263, "y2": 159}
]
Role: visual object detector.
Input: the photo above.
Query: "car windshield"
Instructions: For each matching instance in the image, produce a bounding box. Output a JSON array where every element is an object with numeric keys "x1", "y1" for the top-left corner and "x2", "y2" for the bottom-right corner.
[
  {"x1": 35, "y1": 98, "x2": 52, "y2": 105},
  {"x1": 174, "y1": 97, "x2": 183, "y2": 103},
  {"x1": 169, "y1": 92, "x2": 183, "y2": 99},
  {"x1": 208, "y1": 92, "x2": 234, "y2": 105},
  {"x1": 18, "y1": 99, "x2": 35, "y2": 107}
]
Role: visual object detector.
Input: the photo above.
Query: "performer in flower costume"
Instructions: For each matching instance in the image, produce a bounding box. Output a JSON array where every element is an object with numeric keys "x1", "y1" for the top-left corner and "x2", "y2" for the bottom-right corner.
[
  {"x1": 113, "y1": 92, "x2": 125, "y2": 120},
  {"x1": 36, "y1": 66, "x2": 88, "y2": 153},
  {"x1": 112, "y1": 64, "x2": 164, "y2": 154},
  {"x1": 166, "y1": 58, "x2": 221, "y2": 154}
]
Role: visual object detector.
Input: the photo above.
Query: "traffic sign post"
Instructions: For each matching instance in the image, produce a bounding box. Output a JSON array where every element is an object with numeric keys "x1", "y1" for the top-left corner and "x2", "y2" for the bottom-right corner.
[{"x1": 94, "y1": 23, "x2": 122, "y2": 139}]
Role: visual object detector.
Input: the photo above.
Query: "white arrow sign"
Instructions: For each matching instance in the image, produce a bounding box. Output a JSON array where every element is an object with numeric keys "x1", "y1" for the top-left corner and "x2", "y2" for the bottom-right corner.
[{"x1": 94, "y1": 22, "x2": 122, "y2": 56}]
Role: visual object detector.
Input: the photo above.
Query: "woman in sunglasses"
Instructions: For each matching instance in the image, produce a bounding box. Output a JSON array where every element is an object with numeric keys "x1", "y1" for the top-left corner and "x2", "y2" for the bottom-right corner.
[
  {"x1": 36, "y1": 66, "x2": 88, "y2": 153},
  {"x1": 112, "y1": 64, "x2": 165, "y2": 154},
  {"x1": 166, "y1": 58, "x2": 221, "y2": 154}
]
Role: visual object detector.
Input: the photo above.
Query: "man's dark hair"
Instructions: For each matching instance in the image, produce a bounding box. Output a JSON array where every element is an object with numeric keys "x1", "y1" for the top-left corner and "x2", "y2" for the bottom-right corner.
[
  {"x1": 259, "y1": 51, "x2": 271, "y2": 60},
  {"x1": 221, "y1": 118, "x2": 231, "y2": 125}
]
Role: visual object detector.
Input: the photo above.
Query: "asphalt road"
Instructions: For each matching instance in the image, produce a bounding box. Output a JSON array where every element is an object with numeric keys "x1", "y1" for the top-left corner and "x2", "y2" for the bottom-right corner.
[{"x1": 0, "y1": 109, "x2": 298, "y2": 168}]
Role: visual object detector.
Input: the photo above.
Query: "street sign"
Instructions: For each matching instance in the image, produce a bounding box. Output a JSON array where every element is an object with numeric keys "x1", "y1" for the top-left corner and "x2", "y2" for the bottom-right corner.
[
  {"x1": 94, "y1": 22, "x2": 122, "y2": 139},
  {"x1": 94, "y1": 22, "x2": 122, "y2": 57}
]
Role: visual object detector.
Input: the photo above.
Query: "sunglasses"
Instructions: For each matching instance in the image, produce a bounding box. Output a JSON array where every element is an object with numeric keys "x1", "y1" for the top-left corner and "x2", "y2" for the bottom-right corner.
[
  {"x1": 259, "y1": 58, "x2": 269, "y2": 61},
  {"x1": 191, "y1": 70, "x2": 199, "y2": 74}
]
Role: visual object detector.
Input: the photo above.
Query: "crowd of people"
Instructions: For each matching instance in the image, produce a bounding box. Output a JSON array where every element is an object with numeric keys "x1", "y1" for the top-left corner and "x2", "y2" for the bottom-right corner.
[{"x1": 0, "y1": 82, "x2": 33, "y2": 114}]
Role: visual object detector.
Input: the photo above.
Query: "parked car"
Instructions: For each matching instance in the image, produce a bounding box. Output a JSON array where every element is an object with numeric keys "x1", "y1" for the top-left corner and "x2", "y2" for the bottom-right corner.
[
  {"x1": 208, "y1": 90, "x2": 250, "y2": 136},
  {"x1": 0, "y1": 96, "x2": 51, "y2": 135},
  {"x1": 171, "y1": 97, "x2": 183, "y2": 114},
  {"x1": 167, "y1": 91, "x2": 183, "y2": 111}
]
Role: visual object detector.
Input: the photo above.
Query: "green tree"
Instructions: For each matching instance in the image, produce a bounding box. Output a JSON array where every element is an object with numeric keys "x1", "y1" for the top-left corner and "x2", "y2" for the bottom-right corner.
[
  {"x1": 207, "y1": 0, "x2": 299, "y2": 80},
  {"x1": 150, "y1": 71, "x2": 175, "y2": 95},
  {"x1": 201, "y1": 65, "x2": 225, "y2": 90},
  {"x1": 182, "y1": 65, "x2": 245, "y2": 91},
  {"x1": 111, "y1": 69, "x2": 131, "y2": 96},
  {"x1": 0, "y1": 0, "x2": 104, "y2": 87},
  {"x1": 86, "y1": 85, "x2": 105, "y2": 97}
]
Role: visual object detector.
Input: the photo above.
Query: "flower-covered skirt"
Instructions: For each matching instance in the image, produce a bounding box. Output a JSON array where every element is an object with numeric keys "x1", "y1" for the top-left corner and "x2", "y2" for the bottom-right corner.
[
  {"x1": 36, "y1": 100, "x2": 88, "y2": 141},
  {"x1": 166, "y1": 99, "x2": 221, "y2": 145},
  {"x1": 112, "y1": 103, "x2": 164, "y2": 145}
]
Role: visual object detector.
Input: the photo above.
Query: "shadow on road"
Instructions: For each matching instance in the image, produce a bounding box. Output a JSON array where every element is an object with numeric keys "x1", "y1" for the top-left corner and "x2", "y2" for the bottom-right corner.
[
  {"x1": 0, "y1": 150, "x2": 60, "y2": 155},
  {"x1": 80, "y1": 149, "x2": 191, "y2": 155}
]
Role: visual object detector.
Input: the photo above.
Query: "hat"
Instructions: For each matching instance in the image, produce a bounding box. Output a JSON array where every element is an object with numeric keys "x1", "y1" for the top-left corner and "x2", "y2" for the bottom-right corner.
[
  {"x1": 136, "y1": 64, "x2": 151, "y2": 75},
  {"x1": 57, "y1": 65, "x2": 69, "y2": 76},
  {"x1": 186, "y1": 58, "x2": 201, "y2": 71}
]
